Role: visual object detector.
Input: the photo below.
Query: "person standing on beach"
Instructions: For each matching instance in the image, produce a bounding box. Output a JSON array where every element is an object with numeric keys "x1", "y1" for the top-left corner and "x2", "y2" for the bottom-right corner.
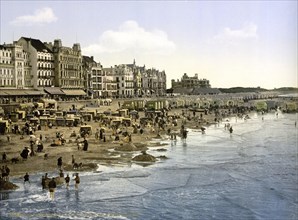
[
  {"x1": 65, "y1": 174, "x2": 70, "y2": 189},
  {"x1": 71, "y1": 155, "x2": 75, "y2": 165},
  {"x1": 7, "y1": 134, "x2": 10, "y2": 142},
  {"x1": 2, "y1": 152, "x2": 7, "y2": 162},
  {"x1": 20, "y1": 147, "x2": 30, "y2": 160},
  {"x1": 24, "y1": 172, "x2": 30, "y2": 184},
  {"x1": 229, "y1": 126, "x2": 233, "y2": 134},
  {"x1": 41, "y1": 175, "x2": 46, "y2": 189},
  {"x1": 48, "y1": 178, "x2": 57, "y2": 200},
  {"x1": 74, "y1": 173, "x2": 80, "y2": 190},
  {"x1": 83, "y1": 139, "x2": 88, "y2": 151},
  {"x1": 4, "y1": 165, "x2": 10, "y2": 181},
  {"x1": 59, "y1": 169, "x2": 64, "y2": 177},
  {"x1": 57, "y1": 157, "x2": 63, "y2": 170}
]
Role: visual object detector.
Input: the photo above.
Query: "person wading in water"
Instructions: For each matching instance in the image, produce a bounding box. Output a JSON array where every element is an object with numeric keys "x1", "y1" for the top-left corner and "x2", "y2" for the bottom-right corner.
[{"x1": 48, "y1": 178, "x2": 57, "y2": 200}]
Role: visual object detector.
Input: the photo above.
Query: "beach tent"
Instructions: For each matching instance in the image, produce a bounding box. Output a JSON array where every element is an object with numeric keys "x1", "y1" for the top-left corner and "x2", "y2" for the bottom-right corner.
[
  {"x1": 39, "y1": 116, "x2": 48, "y2": 126},
  {"x1": 48, "y1": 117, "x2": 57, "y2": 126},
  {"x1": 201, "y1": 100, "x2": 210, "y2": 108},
  {"x1": 40, "y1": 99, "x2": 58, "y2": 110},
  {"x1": 121, "y1": 100, "x2": 135, "y2": 110},
  {"x1": 212, "y1": 100, "x2": 224, "y2": 107},
  {"x1": 282, "y1": 102, "x2": 297, "y2": 112},
  {"x1": 226, "y1": 100, "x2": 234, "y2": 106},
  {"x1": 255, "y1": 101, "x2": 267, "y2": 111},
  {"x1": 266, "y1": 100, "x2": 277, "y2": 110},
  {"x1": 80, "y1": 125, "x2": 92, "y2": 136},
  {"x1": 56, "y1": 117, "x2": 66, "y2": 126},
  {"x1": 19, "y1": 103, "x2": 35, "y2": 111},
  {"x1": 192, "y1": 99, "x2": 202, "y2": 109},
  {"x1": 236, "y1": 100, "x2": 244, "y2": 107},
  {"x1": 175, "y1": 98, "x2": 185, "y2": 108}
]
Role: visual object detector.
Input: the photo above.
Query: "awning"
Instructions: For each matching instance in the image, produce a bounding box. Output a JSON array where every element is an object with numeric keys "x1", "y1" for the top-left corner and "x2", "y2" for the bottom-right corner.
[
  {"x1": 3, "y1": 90, "x2": 26, "y2": 96},
  {"x1": 61, "y1": 89, "x2": 86, "y2": 96},
  {"x1": 0, "y1": 90, "x2": 8, "y2": 96},
  {"x1": 0, "y1": 89, "x2": 45, "y2": 96},
  {"x1": 44, "y1": 87, "x2": 65, "y2": 95},
  {"x1": 24, "y1": 90, "x2": 46, "y2": 95}
]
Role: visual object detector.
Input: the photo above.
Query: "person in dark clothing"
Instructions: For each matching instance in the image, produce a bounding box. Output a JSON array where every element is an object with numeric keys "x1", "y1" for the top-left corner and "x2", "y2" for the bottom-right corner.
[
  {"x1": 71, "y1": 155, "x2": 75, "y2": 165},
  {"x1": 48, "y1": 178, "x2": 57, "y2": 200},
  {"x1": 1, "y1": 166, "x2": 8, "y2": 181},
  {"x1": 20, "y1": 147, "x2": 30, "y2": 160},
  {"x1": 83, "y1": 139, "x2": 88, "y2": 151},
  {"x1": 5, "y1": 165, "x2": 10, "y2": 181},
  {"x1": 57, "y1": 157, "x2": 63, "y2": 169},
  {"x1": 2, "y1": 152, "x2": 7, "y2": 162},
  {"x1": 41, "y1": 175, "x2": 46, "y2": 189},
  {"x1": 74, "y1": 173, "x2": 80, "y2": 190},
  {"x1": 65, "y1": 174, "x2": 70, "y2": 189},
  {"x1": 24, "y1": 172, "x2": 30, "y2": 184},
  {"x1": 37, "y1": 142, "x2": 43, "y2": 152},
  {"x1": 59, "y1": 169, "x2": 64, "y2": 177}
]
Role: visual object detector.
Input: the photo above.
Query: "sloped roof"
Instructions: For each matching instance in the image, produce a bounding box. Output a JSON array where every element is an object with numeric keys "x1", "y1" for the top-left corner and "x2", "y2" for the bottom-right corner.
[
  {"x1": 61, "y1": 89, "x2": 86, "y2": 96},
  {"x1": 44, "y1": 87, "x2": 65, "y2": 95},
  {"x1": 83, "y1": 56, "x2": 94, "y2": 63},
  {"x1": 21, "y1": 37, "x2": 52, "y2": 53},
  {"x1": 0, "y1": 89, "x2": 45, "y2": 96}
]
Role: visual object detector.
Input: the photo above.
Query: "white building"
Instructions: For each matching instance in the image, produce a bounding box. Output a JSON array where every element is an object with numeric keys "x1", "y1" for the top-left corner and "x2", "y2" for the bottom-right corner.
[
  {"x1": 18, "y1": 37, "x2": 55, "y2": 89},
  {"x1": 114, "y1": 64, "x2": 134, "y2": 98},
  {"x1": 0, "y1": 42, "x2": 29, "y2": 89}
]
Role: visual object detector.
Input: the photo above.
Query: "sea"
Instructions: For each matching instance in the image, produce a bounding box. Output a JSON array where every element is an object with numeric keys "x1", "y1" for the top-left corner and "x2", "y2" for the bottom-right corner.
[{"x1": 0, "y1": 111, "x2": 297, "y2": 220}]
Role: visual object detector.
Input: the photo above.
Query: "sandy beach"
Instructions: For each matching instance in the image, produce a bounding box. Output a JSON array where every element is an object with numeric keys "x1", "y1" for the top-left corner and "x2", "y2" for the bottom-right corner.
[{"x1": 0, "y1": 99, "x2": 229, "y2": 187}]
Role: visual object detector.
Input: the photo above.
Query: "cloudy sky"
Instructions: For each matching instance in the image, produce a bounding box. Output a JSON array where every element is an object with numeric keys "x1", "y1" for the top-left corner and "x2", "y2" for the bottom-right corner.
[{"x1": 1, "y1": 1, "x2": 297, "y2": 89}]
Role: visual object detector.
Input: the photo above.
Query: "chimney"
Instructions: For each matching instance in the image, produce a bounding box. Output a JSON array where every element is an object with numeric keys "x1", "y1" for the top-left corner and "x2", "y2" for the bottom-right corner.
[
  {"x1": 54, "y1": 39, "x2": 62, "y2": 48},
  {"x1": 73, "y1": 43, "x2": 81, "y2": 52}
]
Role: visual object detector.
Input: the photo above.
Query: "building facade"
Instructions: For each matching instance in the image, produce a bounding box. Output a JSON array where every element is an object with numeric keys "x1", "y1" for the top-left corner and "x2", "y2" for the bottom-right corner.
[
  {"x1": 143, "y1": 68, "x2": 167, "y2": 96},
  {"x1": 18, "y1": 37, "x2": 54, "y2": 89},
  {"x1": 114, "y1": 64, "x2": 134, "y2": 98},
  {"x1": 101, "y1": 67, "x2": 117, "y2": 98},
  {"x1": 47, "y1": 39, "x2": 84, "y2": 91},
  {"x1": 83, "y1": 55, "x2": 103, "y2": 98},
  {"x1": 1, "y1": 37, "x2": 168, "y2": 100},
  {"x1": 171, "y1": 73, "x2": 210, "y2": 89},
  {"x1": 0, "y1": 42, "x2": 30, "y2": 89}
]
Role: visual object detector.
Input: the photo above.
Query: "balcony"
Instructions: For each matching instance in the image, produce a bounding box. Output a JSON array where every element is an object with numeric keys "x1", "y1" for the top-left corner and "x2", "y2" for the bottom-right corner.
[
  {"x1": 38, "y1": 66, "x2": 53, "y2": 70},
  {"x1": 38, "y1": 75, "x2": 54, "y2": 79}
]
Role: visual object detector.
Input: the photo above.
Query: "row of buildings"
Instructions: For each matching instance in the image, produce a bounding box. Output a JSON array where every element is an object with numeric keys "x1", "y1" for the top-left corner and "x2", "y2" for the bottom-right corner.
[
  {"x1": 0, "y1": 36, "x2": 214, "y2": 102},
  {"x1": 0, "y1": 37, "x2": 167, "y2": 100}
]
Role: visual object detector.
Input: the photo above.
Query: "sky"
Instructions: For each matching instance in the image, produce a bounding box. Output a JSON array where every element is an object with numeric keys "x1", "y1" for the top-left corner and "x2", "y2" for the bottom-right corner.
[{"x1": 0, "y1": 0, "x2": 297, "y2": 89}]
